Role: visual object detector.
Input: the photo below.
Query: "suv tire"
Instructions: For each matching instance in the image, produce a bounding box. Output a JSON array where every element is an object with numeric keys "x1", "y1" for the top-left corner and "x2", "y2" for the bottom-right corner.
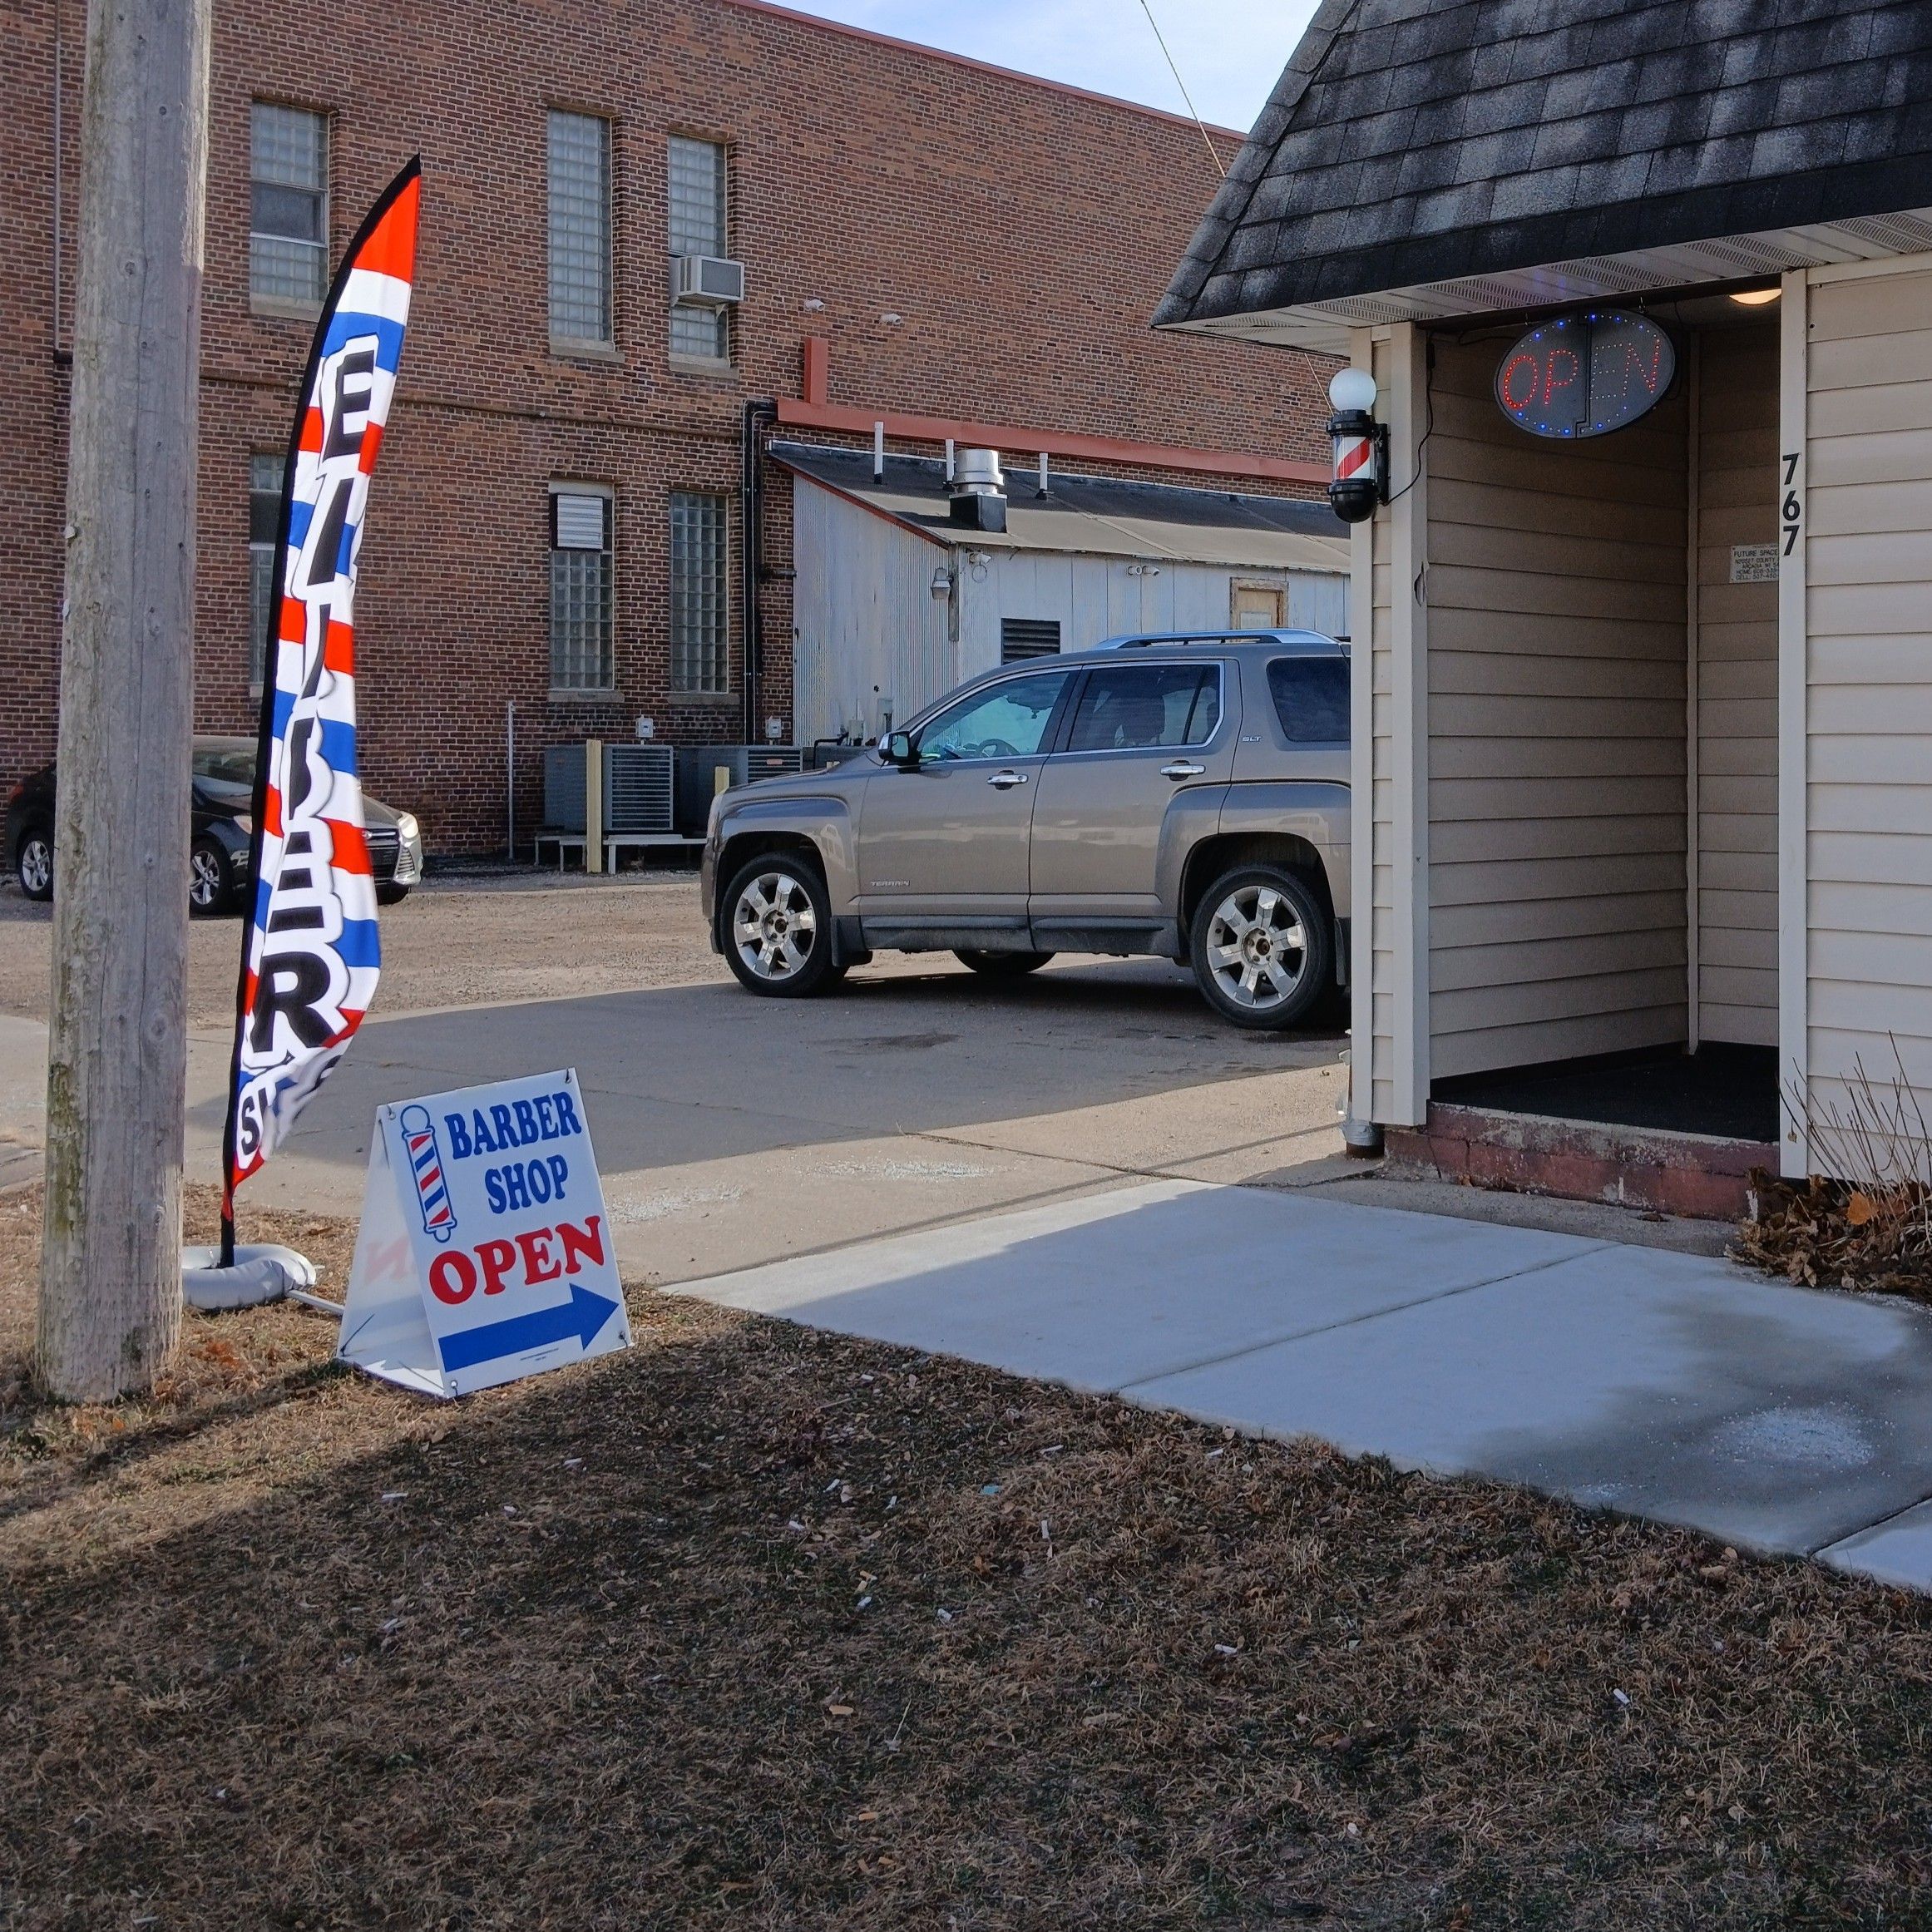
[
  {"x1": 14, "y1": 823, "x2": 53, "y2": 902},
  {"x1": 955, "y1": 949, "x2": 1055, "y2": 977},
  {"x1": 1189, "y1": 864, "x2": 1332, "y2": 1031},
  {"x1": 722, "y1": 854, "x2": 845, "y2": 999}
]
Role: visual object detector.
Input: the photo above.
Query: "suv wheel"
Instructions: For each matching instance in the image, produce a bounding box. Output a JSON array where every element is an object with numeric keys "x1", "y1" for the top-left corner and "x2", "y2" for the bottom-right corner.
[
  {"x1": 189, "y1": 836, "x2": 235, "y2": 917},
  {"x1": 1189, "y1": 864, "x2": 1332, "y2": 1031},
  {"x1": 15, "y1": 824, "x2": 53, "y2": 902},
  {"x1": 723, "y1": 856, "x2": 843, "y2": 998},
  {"x1": 955, "y1": 949, "x2": 1055, "y2": 977}
]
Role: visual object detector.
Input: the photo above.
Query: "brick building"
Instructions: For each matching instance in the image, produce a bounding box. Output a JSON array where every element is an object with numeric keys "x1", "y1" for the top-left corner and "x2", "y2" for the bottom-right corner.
[{"x1": 5, "y1": 0, "x2": 1333, "y2": 852}]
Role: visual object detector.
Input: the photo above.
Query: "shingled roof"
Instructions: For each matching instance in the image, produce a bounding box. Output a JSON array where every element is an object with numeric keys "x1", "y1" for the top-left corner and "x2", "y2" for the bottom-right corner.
[{"x1": 1157, "y1": 0, "x2": 1932, "y2": 336}]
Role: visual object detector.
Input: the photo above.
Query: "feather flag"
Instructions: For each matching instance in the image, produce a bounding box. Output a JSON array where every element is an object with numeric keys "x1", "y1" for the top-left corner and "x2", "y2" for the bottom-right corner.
[{"x1": 221, "y1": 158, "x2": 421, "y2": 1262}]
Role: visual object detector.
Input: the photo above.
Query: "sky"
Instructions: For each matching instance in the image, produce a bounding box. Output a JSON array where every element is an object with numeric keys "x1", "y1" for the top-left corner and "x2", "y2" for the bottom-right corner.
[{"x1": 772, "y1": 0, "x2": 1323, "y2": 136}]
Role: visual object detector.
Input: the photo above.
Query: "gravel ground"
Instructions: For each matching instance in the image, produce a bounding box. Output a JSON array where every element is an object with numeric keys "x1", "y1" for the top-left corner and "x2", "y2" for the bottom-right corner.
[{"x1": 0, "y1": 869, "x2": 727, "y2": 1028}]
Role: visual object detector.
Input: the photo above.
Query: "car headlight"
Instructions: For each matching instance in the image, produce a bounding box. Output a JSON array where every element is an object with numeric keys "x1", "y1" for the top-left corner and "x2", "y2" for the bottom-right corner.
[
  {"x1": 233, "y1": 814, "x2": 253, "y2": 835},
  {"x1": 394, "y1": 812, "x2": 420, "y2": 844}
]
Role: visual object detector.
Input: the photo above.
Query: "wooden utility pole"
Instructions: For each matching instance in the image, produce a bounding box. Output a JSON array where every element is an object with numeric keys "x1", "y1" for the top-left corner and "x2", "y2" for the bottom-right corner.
[{"x1": 38, "y1": 0, "x2": 211, "y2": 1401}]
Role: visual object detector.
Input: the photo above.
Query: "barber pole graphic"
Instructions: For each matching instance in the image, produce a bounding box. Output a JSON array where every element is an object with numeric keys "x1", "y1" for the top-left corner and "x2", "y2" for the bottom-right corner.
[
  {"x1": 220, "y1": 159, "x2": 422, "y2": 1262},
  {"x1": 398, "y1": 1104, "x2": 457, "y2": 1244}
]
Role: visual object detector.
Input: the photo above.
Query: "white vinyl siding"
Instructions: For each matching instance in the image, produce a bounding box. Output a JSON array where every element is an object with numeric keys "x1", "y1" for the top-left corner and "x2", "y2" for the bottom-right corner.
[
  {"x1": 670, "y1": 491, "x2": 729, "y2": 694},
  {"x1": 1693, "y1": 324, "x2": 1780, "y2": 1045},
  {"x1": 667, "y1": 136, "x2": 728, "y2": 363},
  {"x1": 1422, "y1": 335, "x2": 1688, "y2": 1081},
  {"x1": 250, "y1": 103, "x2": 328, "y2": 307},
  {"x1": 548, "y1": 112, "x2": 611, "y2": 348},
  {"x1": 1804, "y1": 259, "x2": 1932, "y2": 1128}
]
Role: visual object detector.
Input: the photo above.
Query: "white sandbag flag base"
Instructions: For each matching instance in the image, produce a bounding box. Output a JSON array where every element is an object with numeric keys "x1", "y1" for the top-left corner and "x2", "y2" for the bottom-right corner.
[
  {"x1": 337, "y1": 1068, "x2": 631, "y2": 1397},
  {"x1": 181, "y1": 1243, "x2": 319, "y2": 1312}
]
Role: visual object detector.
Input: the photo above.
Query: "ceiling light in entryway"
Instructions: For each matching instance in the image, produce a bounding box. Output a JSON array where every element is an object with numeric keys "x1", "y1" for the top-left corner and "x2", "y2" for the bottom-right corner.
[{"x1": 1730, "y1": 288, "x2": 1781, "y2": 306}]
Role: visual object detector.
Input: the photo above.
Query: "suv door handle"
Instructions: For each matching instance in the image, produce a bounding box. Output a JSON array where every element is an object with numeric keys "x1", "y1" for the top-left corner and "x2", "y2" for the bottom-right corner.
[
  {"x1": 986, "y1": 769, "x2": 1028, "y2": 789},
  {"x1": 1160, "y1": 761, "x2": 1205, "y2": 779}
]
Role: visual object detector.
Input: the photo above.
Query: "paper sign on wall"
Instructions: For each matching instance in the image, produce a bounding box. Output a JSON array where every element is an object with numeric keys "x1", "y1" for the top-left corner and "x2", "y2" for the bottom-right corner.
[
  {"x1": 1731, "y1": 543, "x2": 1779, "y2": 584},
  {"x1": 338, "y1": 1068, "x2": 632, "y2": 1397}
]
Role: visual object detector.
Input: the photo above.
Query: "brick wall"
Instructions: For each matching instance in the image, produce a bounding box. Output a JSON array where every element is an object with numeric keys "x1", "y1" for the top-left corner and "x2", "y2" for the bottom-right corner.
[{"x1": 5, "y1": 0, "x2": 1335, "y2": 852}]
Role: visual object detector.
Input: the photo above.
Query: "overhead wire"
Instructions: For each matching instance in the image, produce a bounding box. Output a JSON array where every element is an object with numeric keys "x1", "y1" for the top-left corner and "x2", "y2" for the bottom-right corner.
[{"x1": 1134, "y1": 0, "x2": 1225, "y2": 178}]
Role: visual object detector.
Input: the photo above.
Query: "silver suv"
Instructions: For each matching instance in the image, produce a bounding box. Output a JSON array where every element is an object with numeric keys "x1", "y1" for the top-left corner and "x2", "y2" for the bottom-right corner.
[{"x1": 699, "y1": 630, "x2": 1350, "y2": 1030}]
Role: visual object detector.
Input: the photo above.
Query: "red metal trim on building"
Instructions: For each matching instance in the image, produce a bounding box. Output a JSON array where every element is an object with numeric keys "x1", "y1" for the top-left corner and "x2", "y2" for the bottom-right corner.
[{"x1": 772, "y1": 397, "x2": 1329, "y2": 487}]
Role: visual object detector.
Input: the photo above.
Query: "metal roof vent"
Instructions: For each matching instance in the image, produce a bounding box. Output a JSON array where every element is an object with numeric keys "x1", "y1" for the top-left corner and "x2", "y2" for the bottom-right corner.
[{"x1": 948, "y1": 447, "x2": 1006, "y2": 532}]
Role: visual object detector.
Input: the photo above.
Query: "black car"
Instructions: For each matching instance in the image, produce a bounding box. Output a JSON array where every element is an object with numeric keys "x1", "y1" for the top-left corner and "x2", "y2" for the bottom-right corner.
[{"x1": 4, "y1": 736, "x2": 423, "y2": 914}]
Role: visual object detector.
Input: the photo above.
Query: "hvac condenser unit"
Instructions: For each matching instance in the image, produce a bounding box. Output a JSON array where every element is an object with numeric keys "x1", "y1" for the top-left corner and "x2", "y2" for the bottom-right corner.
[
  {"x1": 673, "y1": 254, "x2": 745, "y2": 307},
  {"x1": 543, "y1": 744, "x2": 589, "y2": 833},
  {"x1": 602, "y1": 744, "x2": 675, "y2": 833},
  {"x1": 674, "y1": 744, "x2": 803, "y2": 833}
]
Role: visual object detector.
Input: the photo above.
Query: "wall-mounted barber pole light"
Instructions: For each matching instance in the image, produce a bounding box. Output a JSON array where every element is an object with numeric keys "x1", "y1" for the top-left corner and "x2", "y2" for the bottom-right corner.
[{"x1": 1327, "y1": 367, "x2": 1387, "y2": 524}]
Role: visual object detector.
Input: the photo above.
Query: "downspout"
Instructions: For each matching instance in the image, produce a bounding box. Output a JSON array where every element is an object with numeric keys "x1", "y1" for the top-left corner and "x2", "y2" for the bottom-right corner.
[
  {"x1": 740, "y1": 398, "x2": 777, "y2": 744},
  {"x1": 52, "y1": 0, "x2": 67, "y2": 363}
]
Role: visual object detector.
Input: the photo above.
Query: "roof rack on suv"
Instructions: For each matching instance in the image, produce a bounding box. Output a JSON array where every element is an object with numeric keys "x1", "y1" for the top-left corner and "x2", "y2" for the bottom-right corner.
[{"x1": 1097, "y1": 627, "x2": 1342, "y2": 650}]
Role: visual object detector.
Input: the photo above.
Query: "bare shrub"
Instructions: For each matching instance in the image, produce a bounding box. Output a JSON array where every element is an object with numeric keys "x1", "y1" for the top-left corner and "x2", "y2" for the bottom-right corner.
[{"x1": 1734, "y1": 1038, "x2": 1932, "y2": 1294}]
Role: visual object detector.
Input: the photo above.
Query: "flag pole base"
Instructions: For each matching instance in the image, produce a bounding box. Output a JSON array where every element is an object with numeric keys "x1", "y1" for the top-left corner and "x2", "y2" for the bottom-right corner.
[{"x1": 181, "y1": 1243, "x2": 319, "y2": 1312}]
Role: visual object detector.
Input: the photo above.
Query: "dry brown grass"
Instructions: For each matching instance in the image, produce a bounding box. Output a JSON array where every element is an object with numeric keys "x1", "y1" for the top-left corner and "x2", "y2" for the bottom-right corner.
[{"x1": 5, "y1": 1183, "x2": 1932, "y2": 1930}]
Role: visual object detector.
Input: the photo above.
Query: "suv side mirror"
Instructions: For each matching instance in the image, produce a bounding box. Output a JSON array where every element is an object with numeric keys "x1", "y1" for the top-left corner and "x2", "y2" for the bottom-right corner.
[{"x1": 882, "y1": 730, "x2": 917, "y2": 768}]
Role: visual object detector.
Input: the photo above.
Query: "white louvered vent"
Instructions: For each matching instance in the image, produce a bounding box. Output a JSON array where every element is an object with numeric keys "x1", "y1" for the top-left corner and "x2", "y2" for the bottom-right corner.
[
  {"x1": 1832, "y1": 210, "x2": 1932, "y2": 254},
  {"x1": 553, "y1": 492, "x2": 607, "y2": 551}
]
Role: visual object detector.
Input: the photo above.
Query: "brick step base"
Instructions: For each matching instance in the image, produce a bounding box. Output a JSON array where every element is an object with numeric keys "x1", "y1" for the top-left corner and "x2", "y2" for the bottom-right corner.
[{"x1": 1384, "y1": 1102, "x2": 1776, "y2": 1222}]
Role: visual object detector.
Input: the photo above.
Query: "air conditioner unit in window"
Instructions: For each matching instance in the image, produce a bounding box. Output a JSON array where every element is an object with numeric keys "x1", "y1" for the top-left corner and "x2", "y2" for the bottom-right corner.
[{"x1": 674, "y1": 254, "x2": 745, "y2": 307}]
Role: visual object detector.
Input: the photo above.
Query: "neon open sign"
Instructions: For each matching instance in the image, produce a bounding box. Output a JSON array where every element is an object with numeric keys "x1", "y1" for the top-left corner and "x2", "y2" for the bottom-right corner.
[{"x1": 1495, "y1": 310, "x2": 1676, "y2": 439}]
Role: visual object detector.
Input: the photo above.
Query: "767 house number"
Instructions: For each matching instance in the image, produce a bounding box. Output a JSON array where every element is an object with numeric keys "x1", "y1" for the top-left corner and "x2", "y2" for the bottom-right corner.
[{"x1": 1782, "y1": 452, "x2": 1802, "y2": 556}]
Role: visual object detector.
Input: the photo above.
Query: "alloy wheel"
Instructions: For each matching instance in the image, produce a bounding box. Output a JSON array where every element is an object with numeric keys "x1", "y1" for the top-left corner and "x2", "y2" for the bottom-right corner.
[
  {"x1": 731, "y1": 868, "x2": 818, "y2": 981},
  {"x1": 18, "y1": 836, "x2": 52, "y2": 898},
  {"x1": 190, "y1": 845, "x2": 225, "y2": 912},
  {"x1": 1203, "y1": 882, "x2": 1307, "y2": 1012}
]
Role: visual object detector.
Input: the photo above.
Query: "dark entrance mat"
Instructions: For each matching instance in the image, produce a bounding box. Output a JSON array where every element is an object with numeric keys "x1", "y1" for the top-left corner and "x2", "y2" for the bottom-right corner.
[{"x1": 1433, "y1": 1042, "x2": 1779, "y2": 1144}]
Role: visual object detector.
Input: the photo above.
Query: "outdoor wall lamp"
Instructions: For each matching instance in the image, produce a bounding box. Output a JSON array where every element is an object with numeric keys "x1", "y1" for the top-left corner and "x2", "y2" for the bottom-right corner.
[{"x1": 1327, "y1": 366, "x2": 1388, "y2": 524}]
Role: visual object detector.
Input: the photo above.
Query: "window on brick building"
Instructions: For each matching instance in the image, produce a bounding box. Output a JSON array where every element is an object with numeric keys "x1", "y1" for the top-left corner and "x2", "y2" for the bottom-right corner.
[
  {"x1": 249, "y1": 452, "x2": 284, "y2": 687},
  {"x1": 548, "y1": 111, "x2": 612, "y2": 348},
  {"x1": 667, "y1": 136, "x2": 728, "y2": 363},
  {"x1": 250, "y1": 103, "x2": 328, "y2": 308},
  {"x1": 670, "y1": 492, "x2": 729, "y2": 693},
  {"x1": 550, "y1": 487, "x2": 615, "y2": 691}
]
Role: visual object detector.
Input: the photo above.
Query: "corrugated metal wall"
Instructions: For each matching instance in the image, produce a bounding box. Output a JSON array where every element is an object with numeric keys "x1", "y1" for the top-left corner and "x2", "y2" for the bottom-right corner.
[
  {"x1": 793, "y1": 482, "x2": 1350, "y2": 743},
  {"x1": 792, "y1": 485, "x2": 955, "y2": 745},
  {"x1": 1805, "y1": 260, "x2": 1932, "y2": 1115}
]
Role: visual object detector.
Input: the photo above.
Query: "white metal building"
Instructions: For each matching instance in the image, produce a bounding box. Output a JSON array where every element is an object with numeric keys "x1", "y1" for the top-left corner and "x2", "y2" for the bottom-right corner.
[
  {"x1": 776, "y1": 444, "x2": 1349, "y2": 747},
  {"x1": 1158, "y1": 0, "x2": 1932, "y2": 1184}
]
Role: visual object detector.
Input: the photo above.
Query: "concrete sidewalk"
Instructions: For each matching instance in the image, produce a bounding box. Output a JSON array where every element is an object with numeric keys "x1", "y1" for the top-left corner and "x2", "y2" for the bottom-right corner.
[{"x1": 674, "y1": 1178, "x2": 1932, "y2": 1592}]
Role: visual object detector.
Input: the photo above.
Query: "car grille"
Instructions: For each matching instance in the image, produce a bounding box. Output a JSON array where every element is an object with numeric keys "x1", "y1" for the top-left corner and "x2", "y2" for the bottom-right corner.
[{"x1": 365, "y1": 825, "x2": 401, "y2": 881}]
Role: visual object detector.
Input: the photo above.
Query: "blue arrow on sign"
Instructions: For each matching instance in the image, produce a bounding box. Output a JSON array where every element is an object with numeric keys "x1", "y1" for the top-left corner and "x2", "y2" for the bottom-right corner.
[{"x1": 437, "y1": 1281, "x2": 620, "y2": 1374}]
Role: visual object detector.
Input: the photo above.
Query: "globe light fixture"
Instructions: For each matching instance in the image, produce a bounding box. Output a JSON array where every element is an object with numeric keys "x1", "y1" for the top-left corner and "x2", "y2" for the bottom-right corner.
[{"x1": 1327, "y1": 367, "x2": 1386, "y2": 524}]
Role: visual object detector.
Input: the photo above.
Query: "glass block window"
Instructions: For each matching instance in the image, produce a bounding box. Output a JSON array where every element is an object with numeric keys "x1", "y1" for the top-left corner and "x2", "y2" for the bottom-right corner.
[
  {"x1": 250, "y1": 103, "x2": 328, "y2": 306},
  {"x1": 670, "y1": 492, "x2": 729, "y2": 694},
  {"x1": 550, "y1": 490, "x2": 614, "y2": 690},
  {"x1": 548, "y1": 111, "x2": 611, "y2": 345},
  {"x1": 249, "y1": 452, "x2": 284, "y2": 686},
  {"x1": 668, "y1": 136, "x2": 728, "y2": 361}
]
